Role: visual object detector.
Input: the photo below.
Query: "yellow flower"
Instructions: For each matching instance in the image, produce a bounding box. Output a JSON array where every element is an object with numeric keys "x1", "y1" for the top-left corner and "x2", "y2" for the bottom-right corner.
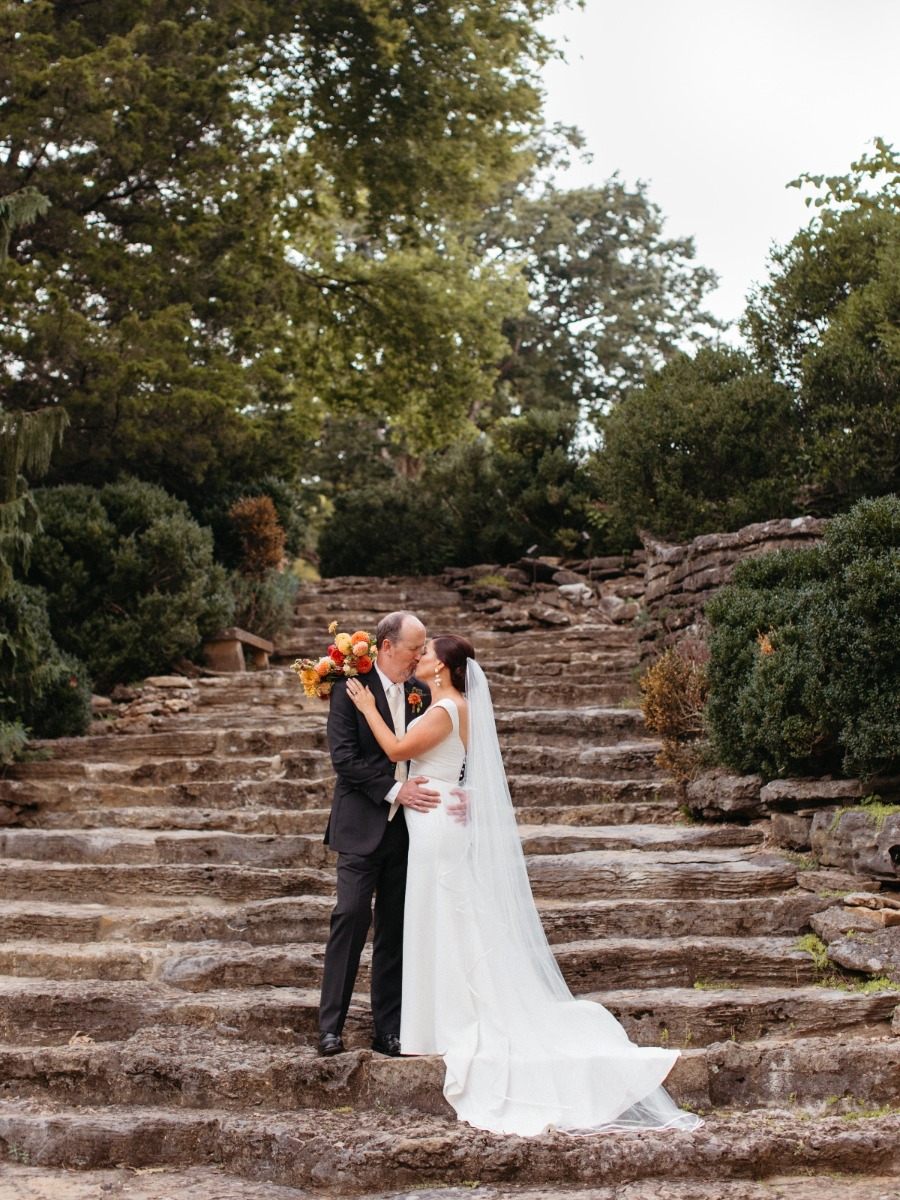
[
  {"x1": 328, "y1": 620, "x2": 338, "y2": 635},
  {"x1": 335, "y1": 632, "x2": 352, "y2": 654}
]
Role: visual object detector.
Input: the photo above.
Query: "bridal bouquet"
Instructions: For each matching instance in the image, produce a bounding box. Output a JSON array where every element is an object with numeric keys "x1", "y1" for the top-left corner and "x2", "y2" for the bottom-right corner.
[{"x1": 292, "y1": 621, "x2": 377, "y2": 699}]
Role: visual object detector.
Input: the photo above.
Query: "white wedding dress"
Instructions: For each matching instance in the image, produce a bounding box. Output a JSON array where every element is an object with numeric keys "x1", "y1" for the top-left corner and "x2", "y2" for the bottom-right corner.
[{"x1": 400, "y1": 672, "x2": 701, "y2": 1138}]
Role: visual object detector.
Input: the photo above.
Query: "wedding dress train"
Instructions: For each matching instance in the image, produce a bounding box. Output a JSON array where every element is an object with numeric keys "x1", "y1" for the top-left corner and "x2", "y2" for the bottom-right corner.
[{"x1": 400, "y1": 674, "x2": 701, "y2": 1138}]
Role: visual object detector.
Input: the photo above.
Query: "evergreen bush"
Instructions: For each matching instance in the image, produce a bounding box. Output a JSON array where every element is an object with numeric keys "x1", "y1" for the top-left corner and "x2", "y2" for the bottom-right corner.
[
  {"x1": 29, "y1": 478, "x2": 232, "y2": 691},
  {"x1": 705, "y1": 495, "x2": 900, "y2": 779},
  {"x1": 0, "y1": 582, "x2": 93, "y2": 738}
]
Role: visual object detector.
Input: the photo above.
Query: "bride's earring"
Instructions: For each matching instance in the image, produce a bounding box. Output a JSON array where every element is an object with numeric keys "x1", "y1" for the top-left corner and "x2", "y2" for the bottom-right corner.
[{"x1": 434, "y1": 665, "x2": 442, "y2": 688}]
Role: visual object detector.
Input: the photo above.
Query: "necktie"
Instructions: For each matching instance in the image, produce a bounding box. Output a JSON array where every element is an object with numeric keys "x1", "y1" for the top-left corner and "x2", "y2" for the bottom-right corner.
[{"x1": 386, "y1": 683, "x2": 407, "y2": 820}]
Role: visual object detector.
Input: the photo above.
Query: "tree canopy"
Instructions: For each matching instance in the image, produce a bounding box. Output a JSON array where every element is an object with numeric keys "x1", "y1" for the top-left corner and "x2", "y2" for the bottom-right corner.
[{"x1": 0, "y1": 0, "x2": 556, "y2": 501}]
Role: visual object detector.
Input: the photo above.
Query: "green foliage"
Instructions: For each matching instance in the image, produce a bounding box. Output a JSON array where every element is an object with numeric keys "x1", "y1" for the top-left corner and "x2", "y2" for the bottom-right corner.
[
  {"x1": 230, "y1": 569, "x2": 298, "y2": 643},
  {"x1": 317, "y1": 406, "x2": 603, "y2": 575},
  {"x1": 0, "y1": 720, "x2": 28, "y2": 765},
  {"x1": 705, "y1": 495, "x2": 900, "y2": 779},
  {"x1": 0, "y1": 1, "x2": 552, "y2": 506},
  {"x1": 0, "y1": 582, "x2": 92, "y2": 738},
  {"x1": 28, "y1": 478, "x2": 232, "y2": 690},
  {"x1": 0, "y1": 407, "x2": 69, "y2": 594},
  {"x1": 591, "y1": 347, "x2": 800, "y2": 544},
  {"x1": 480, "y1": 181, "x2": 721, "y2": 422},
  {"x1": 746, "y1": 139, "x2": 900, "y2": 513}
]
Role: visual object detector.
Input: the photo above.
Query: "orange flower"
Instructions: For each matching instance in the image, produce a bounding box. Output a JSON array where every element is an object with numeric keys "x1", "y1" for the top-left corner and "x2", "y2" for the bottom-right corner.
[
  {"x1": 351, "y1": 630, "x2": 371, "y2": 646},
  {"x1": 355, "y1": 655, "x2": 373, "y2": 673},
  {"x1": 757, "y1": 631, "x2": 775, "y2": 656},
  {"x1": 407, "y1": 687, "x2": 423, "y2": 712}
]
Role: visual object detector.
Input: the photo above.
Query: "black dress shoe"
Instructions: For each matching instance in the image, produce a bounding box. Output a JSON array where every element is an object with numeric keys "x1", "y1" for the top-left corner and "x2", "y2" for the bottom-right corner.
[
  {"x1": 371, "y1": 1032, "x2": 402, "y2": 1057},
  {"x1": 318, "y1": 1032, "x2": 345, "y2": 1057}
]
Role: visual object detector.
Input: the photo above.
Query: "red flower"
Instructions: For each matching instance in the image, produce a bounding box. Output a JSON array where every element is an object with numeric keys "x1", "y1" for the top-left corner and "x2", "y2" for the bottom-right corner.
[
  {"x1": 328, "y1": 644, "x2": 345, "y2": 666},
  {"x1": 355, "y1": 655, "x2": 373, "y2": 673}
]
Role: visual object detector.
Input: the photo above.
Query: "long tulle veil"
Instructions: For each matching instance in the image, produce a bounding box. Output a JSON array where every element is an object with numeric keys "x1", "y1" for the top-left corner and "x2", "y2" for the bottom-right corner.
[{"x1": 458, "y1": 658, "x2": 702, "y2": 1134}]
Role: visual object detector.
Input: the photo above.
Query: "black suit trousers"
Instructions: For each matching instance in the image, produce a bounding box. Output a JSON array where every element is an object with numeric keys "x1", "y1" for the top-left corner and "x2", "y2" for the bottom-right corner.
[{"x1": 318, "y1": 810, "x2": 408, "y2": 1037}]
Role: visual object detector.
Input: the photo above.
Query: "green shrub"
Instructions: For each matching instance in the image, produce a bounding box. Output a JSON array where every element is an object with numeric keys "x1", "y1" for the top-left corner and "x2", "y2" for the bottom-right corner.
[
  {"x1": 0, "y1": 582, "x2": 93, "y2": 738},
  {"x1": 0, "y1": 720, "x2": 28, "y2": 765},
  {"x1": 29, "y1": 478, "x2": 232, "y2": 690},
  {"x1": 230, "y1": 568, "x2": 298, "y2": 642},
  {"x1": 705, "y1": 495, "x2": 900, "y2": 779}
]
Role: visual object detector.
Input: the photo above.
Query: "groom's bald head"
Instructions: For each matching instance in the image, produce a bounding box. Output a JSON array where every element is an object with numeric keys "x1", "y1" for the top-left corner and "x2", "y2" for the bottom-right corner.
[{"x1": 376, "y1": 611, "x2": 426, "y2": 683}]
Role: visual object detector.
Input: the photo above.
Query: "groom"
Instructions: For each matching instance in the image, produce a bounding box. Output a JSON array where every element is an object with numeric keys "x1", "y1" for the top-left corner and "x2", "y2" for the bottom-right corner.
[{"x1": 317, "y1": 610, "x2": 440, "y2": 1057}]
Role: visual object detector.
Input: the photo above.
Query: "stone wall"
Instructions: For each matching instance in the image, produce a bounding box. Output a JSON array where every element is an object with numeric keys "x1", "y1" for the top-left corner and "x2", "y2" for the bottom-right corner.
[{"x1": 638, "y1": 516, "x2": 827, "y2": 661}]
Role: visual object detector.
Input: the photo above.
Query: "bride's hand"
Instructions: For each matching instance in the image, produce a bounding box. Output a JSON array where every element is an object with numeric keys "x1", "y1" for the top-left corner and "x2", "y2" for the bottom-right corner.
[{"x1": 345, "y1": 678, "x2": 376, "y2": 712}]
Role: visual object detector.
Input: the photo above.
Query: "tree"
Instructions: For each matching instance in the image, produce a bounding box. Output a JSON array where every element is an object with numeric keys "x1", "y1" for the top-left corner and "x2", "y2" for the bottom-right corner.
[
  {"x1": 745, "y1": 138, "x2": 900, "y2": 512},
  {"x1": 478, "y1": 180, "x2": 720, "y2": 428},
  {"x1": 590, "y1": 347, "x2": 800, "y2": 545},
  {"x1": 0, "y1": 1, "x2": 557, "y2": 504}
]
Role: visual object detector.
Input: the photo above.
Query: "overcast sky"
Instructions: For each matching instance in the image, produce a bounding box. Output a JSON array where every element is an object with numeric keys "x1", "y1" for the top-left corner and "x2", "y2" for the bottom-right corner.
[{"x1": 538, "y1": 0, "x2": 900, "y2": 332}]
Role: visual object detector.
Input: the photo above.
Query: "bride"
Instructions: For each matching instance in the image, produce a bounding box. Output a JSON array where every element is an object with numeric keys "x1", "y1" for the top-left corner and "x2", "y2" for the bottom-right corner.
[{"x1": 345, "y1": 634, "x2": 700, "y2": 1138}]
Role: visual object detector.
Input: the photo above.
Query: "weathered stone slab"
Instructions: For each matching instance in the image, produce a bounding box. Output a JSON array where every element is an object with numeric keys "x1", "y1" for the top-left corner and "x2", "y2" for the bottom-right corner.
[
  {"x1": 811, "y1": 809, "x2": 900, "y2": 881},
  {"x1": 526, "y1": 849, "x2": 796, "y2": 900},
  {"x1": 685, "y1": 773, "x2": 765, "y2": 820},
  {"x1": 519, "y1": 823, "x2": 762, "y2": 856},
  {"x1": 0, "y1": 862, "x2": 334, "y2": 903},
  {"x1": 827, "y1": 928, "x2": 900, "y2": 983},
  {"x1": 0, "y1": 828, "x2": 330, "y2": 869},
  {"x1": 770, "y1": 812, "x2": 814, "y2": 850},
  {"x1": 704, "y1": 1034, "x2": 900, "y2": 1108},
  {"x1": 1, "y1": 1104, "x2": 899, "y2": 1191},
  {"x1": 595, "y1": 984, "x2": 900, "y2": 1049}
]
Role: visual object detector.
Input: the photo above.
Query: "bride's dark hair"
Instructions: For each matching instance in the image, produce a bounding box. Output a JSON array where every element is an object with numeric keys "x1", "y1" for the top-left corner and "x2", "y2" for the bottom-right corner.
[{"x1": 432, "y1": 635, "x2": 476, "y2": 693}]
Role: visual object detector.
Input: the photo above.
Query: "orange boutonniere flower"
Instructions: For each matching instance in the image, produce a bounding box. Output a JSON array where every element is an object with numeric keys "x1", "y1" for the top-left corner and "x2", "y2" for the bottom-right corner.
[{"x1": 407, "y1": 687, "x2": 423, "y2": 713}]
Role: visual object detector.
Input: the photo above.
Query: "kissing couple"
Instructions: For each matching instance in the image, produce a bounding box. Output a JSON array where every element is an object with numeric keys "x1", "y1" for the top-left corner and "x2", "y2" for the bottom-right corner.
[{"x1": 316, "y1": 609, "x2": 701, "y2": 1136}]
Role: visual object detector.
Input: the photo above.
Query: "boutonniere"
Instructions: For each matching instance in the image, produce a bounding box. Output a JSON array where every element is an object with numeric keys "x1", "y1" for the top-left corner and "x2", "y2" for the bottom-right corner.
[{"x1": 407, "y1": 687, "x2": 424, "y2": 713}]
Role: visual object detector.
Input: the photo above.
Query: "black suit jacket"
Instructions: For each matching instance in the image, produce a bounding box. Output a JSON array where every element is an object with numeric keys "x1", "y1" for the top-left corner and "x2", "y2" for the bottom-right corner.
[{"x1": 325, "y1": 672, "x2": 432, "y2": 856}]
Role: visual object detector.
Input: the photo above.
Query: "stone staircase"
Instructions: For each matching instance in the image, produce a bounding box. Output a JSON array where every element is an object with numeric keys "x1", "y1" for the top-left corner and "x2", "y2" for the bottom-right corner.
[{"x1": 0, "y1": 574, "x2": 898, "y2": 1199}]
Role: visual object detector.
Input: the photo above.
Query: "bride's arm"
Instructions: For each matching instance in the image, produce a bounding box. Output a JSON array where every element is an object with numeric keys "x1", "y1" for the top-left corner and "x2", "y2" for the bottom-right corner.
[{"x1": 345, "y1": 681, "x2": 452, "y2": 760}]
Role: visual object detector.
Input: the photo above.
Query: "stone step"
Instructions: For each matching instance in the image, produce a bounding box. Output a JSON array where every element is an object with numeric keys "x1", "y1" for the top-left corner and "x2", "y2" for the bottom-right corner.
[
  {"x1": 2, "y1": 976, "x2": 897, "y2": 1052},
  {"x1": 554, "y1": 935, "x2": 819, "y2": 990},
  {"x1": 0, "y1": 778, "x2": 332, "y2": 813},
  {"x1": 494, "y1": 707, "x2": 646, "y2": 746},
  {"x1": 536, "y1": 893, "x2": 834, "y2": 941},
  {"x1": 0, "y1": 828, "x2": 333, "y2": 869},
  {"x1": 0, "y1": 823, "x2": 760, "y2": 867},
  {"x1": 0, "y1": 862, "x2": 333, "y2": 903},
  {"x1": 0, "y1": 1102, "x2": 897, "y2": 1192},
  {"x1": 0, "y1": 1030, "x2": 897, "y2": 1119},
  {"x1": 34, "y1": 801, "x2": 688, "y2": 834},
  {"x1": 507, "y1": 774, "x2": 677, "y2": 806},
  {"x1": 3, "y1": 1167, "x2": 899, "y2": 1200},
  {"x1": 527, "y1": 848, "x2": 797, "y2": 899},
  {"x1": 511, "y1": 741, "x2": 663, "y2": 780},
  {"x1": 599, "y1": 985, "x2": 900, "y2": 1049},
  {"x1": 0, "y1": 890, "x2": 831, "y2": 950},
  {"x1": 519, "y1": 823, "x2": 764, "y2": 855},
  {"x1": 6, "y1": 754, "x2": 313, "y2": 785},
  {"x1": 0, "y1": 928, "x2": 825, "y2": 992},
  {"x1": 0, "y1": 897, "x2": 335, "y2": 946},
  {"x1": 3, "y1": 773, "x2": 677, "y2": 817},
  {"x1": 515, "y1": 801, "x2": 682, "y2": 825},
  {"x1": 23, "y1": 724, "x2": 328, "y2": 764},
  {"x1": 35, "y1": 806, "x2": 333, "y2": 835}
]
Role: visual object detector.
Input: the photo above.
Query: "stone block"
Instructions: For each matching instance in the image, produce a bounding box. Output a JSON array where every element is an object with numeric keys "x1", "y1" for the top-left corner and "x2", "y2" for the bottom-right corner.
[
  {"x1": 810, "y1": 809, "x2": 900, "y2": 881},
  {"x1": 770, "y1": 811, "x2": 813, "y2": 850},
  {"x1": 827, "y1": 928, "x2": 900, "y2": 983},
  {"x1": 685, "y1": 771, "x2": 765, "y2": 820},
  {"x1": 760, "y1": 778, "x2": 866, "y2": 810}
]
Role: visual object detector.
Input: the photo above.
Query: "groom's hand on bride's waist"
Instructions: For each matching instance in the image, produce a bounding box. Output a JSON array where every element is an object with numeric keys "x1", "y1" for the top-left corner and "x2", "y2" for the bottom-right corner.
[
  {"x1": 397, "y1": 777, "x2": 441, "y2": 813},
  {"x1": 448, "y1": 787, "x2": 469, "y2": 825}
]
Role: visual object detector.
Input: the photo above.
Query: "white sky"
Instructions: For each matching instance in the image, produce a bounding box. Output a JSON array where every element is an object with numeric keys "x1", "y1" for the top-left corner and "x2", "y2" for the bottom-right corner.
[{"x1": 538, "y1": 0, "x2": 900, "y2": 333}]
